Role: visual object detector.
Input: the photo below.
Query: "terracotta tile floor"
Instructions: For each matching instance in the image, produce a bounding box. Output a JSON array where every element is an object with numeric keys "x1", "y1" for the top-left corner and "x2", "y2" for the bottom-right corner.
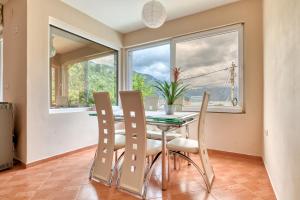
[{"x1": 0, "y1": 149, "x2": 276, "y2": 200}]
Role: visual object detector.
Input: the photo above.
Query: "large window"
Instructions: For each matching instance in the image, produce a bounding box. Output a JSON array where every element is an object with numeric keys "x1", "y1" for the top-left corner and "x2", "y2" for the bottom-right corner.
[
  {"x1": 127, "y1": 24, "x2": 243, "y2": 113},
  {"x1": 174, "y1": 25, "x2": 243, "y2": 112},
  {"x1": 49, "y1": 26, "x2": 118, "y2": 109}
]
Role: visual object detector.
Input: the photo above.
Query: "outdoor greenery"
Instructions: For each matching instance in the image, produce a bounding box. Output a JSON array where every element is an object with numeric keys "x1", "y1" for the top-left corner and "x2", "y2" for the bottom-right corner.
[
  {"x1": 67, "y1": 60, "x2": 117, "y2": 106},
  {"x1": 132, "y1": 73, "x2": 154, "y2": 97},
  {"x1": 52, "y1": 60, "x2": 163, "y2": 108}
]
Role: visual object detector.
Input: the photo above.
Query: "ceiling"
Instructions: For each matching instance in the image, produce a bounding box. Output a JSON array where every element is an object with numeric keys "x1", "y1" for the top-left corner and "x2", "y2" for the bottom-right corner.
[
  {"x1": 53, "y1": 35, "x2": 87, "y2": 54},
  {"x1": 51, "y1": 26, "x2": 91, "y2": 54},
  {"x1": 62, "y1": 0, "x2": 239, "y2": 33}
]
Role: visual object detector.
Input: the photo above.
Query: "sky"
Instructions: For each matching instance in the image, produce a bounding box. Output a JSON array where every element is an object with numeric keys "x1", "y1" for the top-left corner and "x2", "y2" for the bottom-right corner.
[
  {"x1": 131, "y1": 44, "x2": 170, "y2": 81},
  {"x1": 131, "y1": 31, "x2": 239, "y2": 88},
  {"x1": 176, "y1": 31, "x2": 239, "y2": 88}
]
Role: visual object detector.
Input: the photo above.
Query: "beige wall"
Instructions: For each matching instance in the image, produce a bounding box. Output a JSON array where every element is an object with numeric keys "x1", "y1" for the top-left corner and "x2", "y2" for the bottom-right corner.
[
  {"x1": 26, "y1": 0, "x2": 122, "y2": 163},
  {"x1": 263, "y1": 0, "x2": 300, "y2": 199},
  {"x1": 124, "y1": 0, "x2": 263, "y2": 156},
  {"x1": 3, "y1": 0, "x2": 27, "y2": 163}
]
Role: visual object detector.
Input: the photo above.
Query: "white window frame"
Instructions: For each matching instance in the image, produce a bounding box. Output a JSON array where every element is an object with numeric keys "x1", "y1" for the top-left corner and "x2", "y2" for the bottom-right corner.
[
  {"x1": 172, "y1": 24, "x2": 244, "y2": 113},
  {"x1": 125, "y1": 24, "x2": 244, "y2": 113},
  {"x1": 0, "y1": 38, "x2": 3, "y2": 101},
  {"x1": 48, "y1": 17, "x2": 121, "y2": 114}
]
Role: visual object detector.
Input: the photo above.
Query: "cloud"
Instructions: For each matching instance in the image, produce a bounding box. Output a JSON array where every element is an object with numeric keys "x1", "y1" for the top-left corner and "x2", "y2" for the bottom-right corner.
[
  {"x1": 176, "y1": 31, "x2": 238, "y2": 69},
  {"x1": 137, "y1": 62, "x2": 170, "y2": 81},
  {"x1": 132, "y1": 44, "x2": 170, "y2": 68},
  {"x1": 132, "y1": 44, "x2": 170, "y2": 81},
  {"x1": 130, "y1": 31, "x2": 239, "y2": 87},
  {"x1": 176, "y1": 31, "x2": 239, "y2": 87}
]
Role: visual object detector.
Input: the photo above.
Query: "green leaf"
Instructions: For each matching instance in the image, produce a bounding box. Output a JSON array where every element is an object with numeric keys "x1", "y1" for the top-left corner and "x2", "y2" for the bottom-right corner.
[{"x1": 153, "y1": 79, "x2": 189, "y2": 105}]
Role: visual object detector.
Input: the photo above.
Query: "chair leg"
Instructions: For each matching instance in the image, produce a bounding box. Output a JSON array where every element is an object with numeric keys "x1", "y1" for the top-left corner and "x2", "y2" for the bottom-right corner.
[
  {"x1": 178, "y1": 152, "x2": 182, "y2": 170},
  {"x1": 169, "y1": 151, "x2": 211, "y2": 192},
  {"x1": 173, "y1": 153, "x2": 177, "y2": 170},
  {"x1": 168, "y1": 151, "x2": 170, "y2": 180},
  {"x1": 115, "y1": 150, "x2": 118, "y2": 164},
  {"x1": 183, "y1": 152, "x2": 191, "y2": 166},
  {"x1": 187, "y1": 153, "x2": 191, "y2": 166},
  {"x1": 89, "y1": 149, "x2": 98, "y2": 180},
  {"x1": 114, "y1": 151, "x2": 125, "y2": 187},
  {"x1": 143, "y1": 152, "x2": 162, "y2": 199}
]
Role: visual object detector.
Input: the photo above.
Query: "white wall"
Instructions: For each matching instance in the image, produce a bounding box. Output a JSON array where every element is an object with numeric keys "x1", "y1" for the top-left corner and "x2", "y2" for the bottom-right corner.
[
  {"x1": 263, "y1": 0, "x2": 300, "y2": 199},
  {"x1": 26, "y1": 0, "x2": 123, "y2": 163}
]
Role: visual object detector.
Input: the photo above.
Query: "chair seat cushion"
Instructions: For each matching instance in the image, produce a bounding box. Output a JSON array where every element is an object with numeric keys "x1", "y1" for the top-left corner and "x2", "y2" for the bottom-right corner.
[
  {"x1": 167, "y1": 138, "x2": 199, "y2": 154},
  {"x1": 147, "y1": 130, "x2": 182, "y2": 141},
  {"x1": 146, "y1": 139, "x2": 162, "y2": 156},
  {"x1": 114, "y1": 134, "x2": 126, "y2": 150}
]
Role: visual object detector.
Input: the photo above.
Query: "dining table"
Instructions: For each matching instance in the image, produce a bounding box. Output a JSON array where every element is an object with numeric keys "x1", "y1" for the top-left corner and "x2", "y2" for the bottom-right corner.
[{"x1": 89, "y1": 108, "x2": 199, "y2": 191}]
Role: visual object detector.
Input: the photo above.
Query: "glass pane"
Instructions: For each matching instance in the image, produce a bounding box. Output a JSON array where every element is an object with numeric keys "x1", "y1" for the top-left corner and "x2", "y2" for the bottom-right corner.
[
  {"x1": 129, "y1": 44, "x2": 171, "y2": 111},
  {"x1": 49, "y1": 26, "x2": 118, "y2": 108},
  {"x1": 129, "y1": 43, "x2": 170, "y2": 97},
  {"x1": 176, "y1": 31, "x2": 240, "y2": 108}
]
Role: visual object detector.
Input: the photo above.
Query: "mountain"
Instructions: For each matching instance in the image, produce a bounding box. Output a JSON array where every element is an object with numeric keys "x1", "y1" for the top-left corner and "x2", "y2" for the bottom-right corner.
[
  {"x1": 133, "y1": 71, "x2": 161, "y2": 86},
  {"x1": 133, "y1": 71, "x2": 239, "y2": 102}
]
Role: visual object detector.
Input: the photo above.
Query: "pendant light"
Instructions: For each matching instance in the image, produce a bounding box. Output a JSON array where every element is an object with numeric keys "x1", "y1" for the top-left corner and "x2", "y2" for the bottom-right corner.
[{"x1": 142, "y1": 0, "x2": 167, "y2": 29}]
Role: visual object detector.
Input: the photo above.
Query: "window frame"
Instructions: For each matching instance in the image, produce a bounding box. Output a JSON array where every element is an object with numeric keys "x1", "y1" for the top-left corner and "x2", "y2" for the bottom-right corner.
[
  {"x1": 48, "y1": 17, "x2": 120, "y2": 113},
  {"x1": 125, "y1": 24, "x2": 244, "y2": 113}
]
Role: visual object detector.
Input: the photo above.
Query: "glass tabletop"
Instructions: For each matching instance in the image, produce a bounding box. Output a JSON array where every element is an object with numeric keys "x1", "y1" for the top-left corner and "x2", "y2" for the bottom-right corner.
[{"x1": 89, "y1": 110, "x2": 198, "y2": 126}]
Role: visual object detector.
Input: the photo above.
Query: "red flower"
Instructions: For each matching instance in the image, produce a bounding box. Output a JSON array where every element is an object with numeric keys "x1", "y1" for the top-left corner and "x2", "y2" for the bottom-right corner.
[{"x1": 172, "y1": 67, "x2": 181, "y2": 82}]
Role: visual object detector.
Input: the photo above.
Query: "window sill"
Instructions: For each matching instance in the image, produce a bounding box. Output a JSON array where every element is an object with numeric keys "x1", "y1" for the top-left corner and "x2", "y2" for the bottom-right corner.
[
  {"x1": 49, "y1": 107, "x2": 92, "y2": 114},
  {"x1": 49, "y1": 105, "x2": 120, "y2": 114},
  {"x1": 182, "y1": 106, "x2": 244, "y2": 114}
]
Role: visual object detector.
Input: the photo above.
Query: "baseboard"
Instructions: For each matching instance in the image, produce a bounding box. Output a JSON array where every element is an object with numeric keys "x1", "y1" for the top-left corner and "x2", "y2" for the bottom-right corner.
[
  {"x1": 262, "y1": 158, "x2": 279, "y2": 200},
  {"x1": 20, "y1": 146, "x2": 261, "y2": 168},
  {"x1": 208, "y1": 149, "x2": 262, "y2": 161},
  {"x1": 24, "y1": 144, "x2": 97, "y2": 168}
]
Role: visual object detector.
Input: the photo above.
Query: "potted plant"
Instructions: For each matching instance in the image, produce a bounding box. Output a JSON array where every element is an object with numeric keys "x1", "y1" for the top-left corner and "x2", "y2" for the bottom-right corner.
[{"x1": 154, "y1": 67, "x2": 188, "y2": 115}]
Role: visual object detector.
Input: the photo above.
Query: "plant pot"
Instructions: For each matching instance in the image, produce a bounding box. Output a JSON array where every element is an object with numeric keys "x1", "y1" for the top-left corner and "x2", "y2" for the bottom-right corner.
[{"x1": 164, "y1": 104, "x2": 175, "y2": 115}]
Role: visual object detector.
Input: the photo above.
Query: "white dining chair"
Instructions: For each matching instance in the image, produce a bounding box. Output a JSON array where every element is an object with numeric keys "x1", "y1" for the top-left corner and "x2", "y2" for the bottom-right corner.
[
  {"x1": 144, "y1": 95, "x2": 159, "y2": 111},
  {"x1": 167, "y1": 92, "x2": 215, "y2": 192},
  {"x1": 56, "y1": 96, "x2": 68, "y2": 107},
  {"x1": 89, "y1": 92, "x2": 126, "y2": 186},
  {"x1": 117, "y1": 91, "x2": 162, "y2": 199},
  {"x1": 143, "y1": 95, "x2": 180, "y2": 141}
]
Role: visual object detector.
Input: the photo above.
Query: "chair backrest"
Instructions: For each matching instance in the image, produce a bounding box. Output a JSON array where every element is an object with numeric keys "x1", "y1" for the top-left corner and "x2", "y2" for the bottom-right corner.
[
  {"x1": 174, "y1": 96, "x2": 183, "y2": 112},
  {"x1": 119, "y1": 91, "x2": 147, "y2": 196},
  {"x1": 144, "y1": 95, "x2": 159, "y2": 111},
  {"x1": 56, "y1": 96, "x2": 68, "y2": 107},
  {"x1": 92, "y1": 92, "x2": 115, "y2": 184},
  {"x1": 197, "y1": 92, "x2": 215, "y2": 186}
]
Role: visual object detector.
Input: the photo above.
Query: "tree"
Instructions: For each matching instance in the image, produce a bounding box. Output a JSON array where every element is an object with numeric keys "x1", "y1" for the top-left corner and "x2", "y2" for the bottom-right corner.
[{"x1": 132, "y1": 73, "x2": 154, "y2": 97}]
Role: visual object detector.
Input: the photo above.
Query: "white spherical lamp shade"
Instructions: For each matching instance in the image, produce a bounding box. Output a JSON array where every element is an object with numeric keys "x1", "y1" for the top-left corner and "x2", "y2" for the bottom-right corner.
[{"x1": 142, "y1": 0, "x2": 167, "y2": 29}]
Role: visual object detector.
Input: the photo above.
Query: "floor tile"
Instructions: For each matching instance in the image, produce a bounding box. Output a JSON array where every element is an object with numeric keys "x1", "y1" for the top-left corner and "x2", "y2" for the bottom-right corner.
[{"x1": 0, "y1": 148, "x2": 276, "y2": 200}]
